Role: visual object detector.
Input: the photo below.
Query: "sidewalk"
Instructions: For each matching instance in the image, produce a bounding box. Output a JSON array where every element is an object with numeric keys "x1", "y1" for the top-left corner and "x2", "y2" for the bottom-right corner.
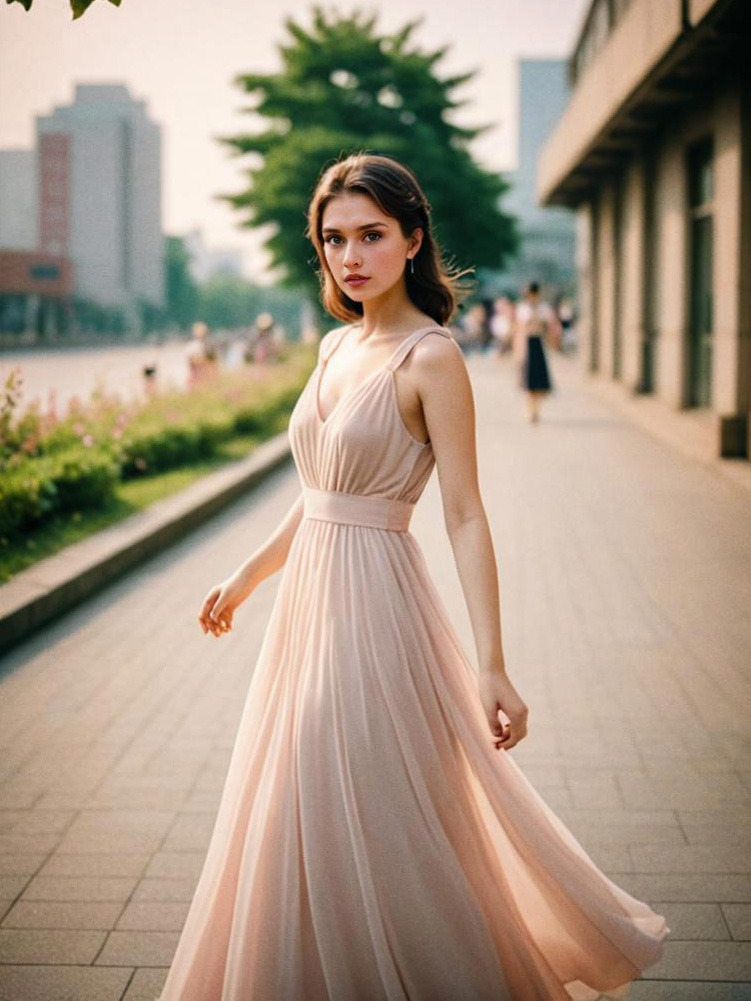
[{"x1": 0, "y1": 350, "x2": 749, "y2": 1000}]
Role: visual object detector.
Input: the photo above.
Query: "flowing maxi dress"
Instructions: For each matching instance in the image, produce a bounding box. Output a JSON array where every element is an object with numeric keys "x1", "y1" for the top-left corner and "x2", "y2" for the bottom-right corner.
[{"x1": 156, "y1": 324, "x2": 669, "y2": 1001}]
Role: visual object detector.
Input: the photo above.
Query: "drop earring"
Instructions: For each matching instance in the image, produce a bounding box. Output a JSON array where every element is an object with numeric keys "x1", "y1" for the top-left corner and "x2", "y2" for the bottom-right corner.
[{"x1": 409, "y1": 257, "x2": 415, "y2": 275}]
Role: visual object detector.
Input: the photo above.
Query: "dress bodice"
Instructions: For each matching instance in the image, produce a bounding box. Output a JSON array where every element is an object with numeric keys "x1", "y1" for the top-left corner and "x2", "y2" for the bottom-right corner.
[{"x1": 288, "y1": 324, "x2": 455, "y2": 505}]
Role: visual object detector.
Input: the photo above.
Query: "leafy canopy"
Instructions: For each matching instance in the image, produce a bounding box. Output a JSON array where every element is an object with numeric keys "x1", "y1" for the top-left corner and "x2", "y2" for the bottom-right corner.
[
  {"x1": 7, "y1": 0, "x2": 121, "y2": 18},
  {"x1": 218, "y1": 7, "x2": 518, "y2": 297}
]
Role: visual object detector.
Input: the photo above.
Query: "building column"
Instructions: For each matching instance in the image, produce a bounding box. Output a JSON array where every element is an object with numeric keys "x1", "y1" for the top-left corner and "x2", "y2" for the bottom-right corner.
[{"x1": 713, "y1": 70, "x2": 750, "y2": 456}]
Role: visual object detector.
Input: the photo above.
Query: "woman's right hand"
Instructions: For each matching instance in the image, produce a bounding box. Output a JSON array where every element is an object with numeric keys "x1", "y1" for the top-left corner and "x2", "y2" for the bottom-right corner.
[{"x1": 198, "y1": 574, "x2": 252, "y2": 637}]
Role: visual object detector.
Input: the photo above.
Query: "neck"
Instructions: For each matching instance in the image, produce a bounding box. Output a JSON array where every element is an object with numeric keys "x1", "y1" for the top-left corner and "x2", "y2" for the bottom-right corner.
[{"x1": 356, "y1": 279, "x2": 427, "y2": 339}]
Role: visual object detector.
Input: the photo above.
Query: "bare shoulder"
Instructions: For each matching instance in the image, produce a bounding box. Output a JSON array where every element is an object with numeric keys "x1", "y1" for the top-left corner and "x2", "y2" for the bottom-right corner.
[
  {"x1": 318, "y1": 323, "x2": 350, "y2": 357},
  {"x1": 408, "y1": 327, "x2": 467, "y2": 386}
]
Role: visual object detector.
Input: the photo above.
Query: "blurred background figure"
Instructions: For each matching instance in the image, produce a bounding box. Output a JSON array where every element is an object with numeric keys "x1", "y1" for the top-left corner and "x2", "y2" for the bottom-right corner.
[
  {"x1": 490, "y1": 295, "x2": 516, "y2": 357},
  {"x1": 556, "y1": 296, "x2": 577, "y2": 354},
  {"x1": 141, "y1": 358, "x2": 158, "y2": 396},
  {"x1": 459, "y1": 302, "x2": 490, "y2": 356},
  {"x1": 245, "y1": 312, "x2": 283, "y2": 365},
  {"x1": 512, "y1": 280, "x2": 561, "y2": 423},
  {"x1": 186, "y1": 321, "x2": 217, "y2": 385}
]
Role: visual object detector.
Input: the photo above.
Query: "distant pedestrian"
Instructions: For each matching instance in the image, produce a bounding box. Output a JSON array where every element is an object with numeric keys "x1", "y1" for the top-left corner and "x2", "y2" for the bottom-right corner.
[
  {"x1": 186, "y1": 321, "x2": 217, "y2": 385},
  {"x1": 247, "y1": 312, "x2": 282, "y2": 365},
  {"x1": 490, "y1": 295, "x2": 515, "y2": 356},
  {"x1": 512, "y1": 281, "x2": 561, "y2": 423},
  {"x1": 557, "y1": 296, "x2": 577, "y2": 354}
]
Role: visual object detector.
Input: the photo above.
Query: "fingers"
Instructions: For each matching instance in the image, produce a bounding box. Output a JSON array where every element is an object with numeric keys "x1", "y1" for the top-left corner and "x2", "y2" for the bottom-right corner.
[
  {"x1": 491, "y1": 712, "x2": 528, "y2": 752},
  {"x1": 198, "y1": 589, "x2": 233, "y2": 637}
]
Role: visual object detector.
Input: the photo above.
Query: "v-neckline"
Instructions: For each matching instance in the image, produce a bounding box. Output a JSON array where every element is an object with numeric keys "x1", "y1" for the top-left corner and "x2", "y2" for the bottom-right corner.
[{"x1": 314, "y1": 323, "x2": 437, "y2": 427}]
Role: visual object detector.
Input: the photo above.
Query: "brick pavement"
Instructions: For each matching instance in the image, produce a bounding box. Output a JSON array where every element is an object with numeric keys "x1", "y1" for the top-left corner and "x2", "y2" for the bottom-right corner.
[{"x1": 0, "y1": 349, "x2": 749, "y2": 1000}]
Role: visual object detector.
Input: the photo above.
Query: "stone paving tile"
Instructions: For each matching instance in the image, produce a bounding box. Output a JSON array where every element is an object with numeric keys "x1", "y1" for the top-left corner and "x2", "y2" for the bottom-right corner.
[
  {"x1": 0, "y1": 965, "x2": 133, "y2": 1001},
  {"x1": 629, "y1": 844, "x2": 751, "y2": 873},
  {"x1": 20, "y1": 875, "x2": 138, "y2": 902},
  {"x1": 94, "y1": 930, "x2": 179, "y2": 966},
  {"x1": 629, "y1": 984, "x2": 751, "y2": 1000},
  {"x1": 0, "y1": 352, "x2": 750, "y2": 994},
  {"x1": 0, "y1": 928, "x2": 106, "y2": 963},
  {"x1": 131, "y1": 877, "x2": 198, "y2": 903},
  {"x1": 723, "y1": 904, "x2": 751, "y2": 941},
  {"x1": 649, "y1": 902, "x2": 732, "y2": 940},
  {"x1": 144, "y1": 851, "x2": 206, "y2": 880},
  {"x1": 38, "y1": 852, "x2": 151, "y2": 878},
  {"x1": 121, "y1": 967, "x2": 168, "y2": 1001},
  {"x1": 115, "y1": 900, "x2": 191, "y2": 931},
  {"x1": 1, "y1": 899, "x2": 123, "y2": 930},
  {"x1": 648, "y1": 940, "x2": 751, "y2": 980},
  {"x1": 609, "y1": 873, "x2": 751, "y2": 902}
]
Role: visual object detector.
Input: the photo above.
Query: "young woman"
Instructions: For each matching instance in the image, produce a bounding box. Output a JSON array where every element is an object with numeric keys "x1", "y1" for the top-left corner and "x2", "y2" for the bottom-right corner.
[
  {"x1": 157, "y1": 153, "x2": 669, "y2": 1000},
  {"x1": 513, "y1": 281, "x2": 560, "y2": 423}
]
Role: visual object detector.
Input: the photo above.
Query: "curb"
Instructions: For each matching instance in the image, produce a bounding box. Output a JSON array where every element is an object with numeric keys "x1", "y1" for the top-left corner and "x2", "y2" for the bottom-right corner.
[{"x1": 0, "y1": 431, "x2": 293, "y2": 656}]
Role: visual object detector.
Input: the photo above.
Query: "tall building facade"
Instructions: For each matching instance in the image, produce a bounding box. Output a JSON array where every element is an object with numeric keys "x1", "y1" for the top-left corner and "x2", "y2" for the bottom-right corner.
[
  {"x1": 538, "y1": 0, "x2": 750, "y2": 460},
  {"x1": 494, "y1": 59, "x2": 577, "y2": 297},
  {"x1": 36, "y1": 83, "x2": 165, "y2": 325},
  {"x1": 0, "y1": 150, "x2": 37, "y2": 251}
]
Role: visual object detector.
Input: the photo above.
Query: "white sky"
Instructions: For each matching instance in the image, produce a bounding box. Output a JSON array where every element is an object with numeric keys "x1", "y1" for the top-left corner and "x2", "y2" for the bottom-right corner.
[{"x1": 0, "y1": 0, "x2": 589, "y2": 281}]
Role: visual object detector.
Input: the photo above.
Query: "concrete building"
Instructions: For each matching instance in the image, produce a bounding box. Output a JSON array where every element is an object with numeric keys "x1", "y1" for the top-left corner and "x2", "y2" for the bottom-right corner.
[
  {"x1": 494, "y1": 59, "x2": 577, "y2": 298},
  {"x1": 0, "y1": 150, "x2": 37, "y2": 251},
  {"x1": 538, "y1": 0, "x2": 750, "y2": 460},
  {"x1": 36, "y1": 83, "x2": 165, "y2": 330}
]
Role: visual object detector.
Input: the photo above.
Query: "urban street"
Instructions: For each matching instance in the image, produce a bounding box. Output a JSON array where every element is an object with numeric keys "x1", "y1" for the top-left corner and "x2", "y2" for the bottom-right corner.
[{"x1": 0, "y1": 350, "x2": 749, "y2": 1000}]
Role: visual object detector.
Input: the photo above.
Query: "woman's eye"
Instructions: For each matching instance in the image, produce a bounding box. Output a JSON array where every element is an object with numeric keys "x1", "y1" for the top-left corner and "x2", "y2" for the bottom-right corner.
[
  {"x1": 324, "y1": 235, "x2": 342, "y2": 245},
  {"x1": 364, "y1": 232, "x2": 381, "y2": 242}
]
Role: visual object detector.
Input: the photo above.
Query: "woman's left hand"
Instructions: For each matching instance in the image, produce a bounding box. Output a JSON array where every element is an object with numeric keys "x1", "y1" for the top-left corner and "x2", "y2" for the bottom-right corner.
[{"x1": 478, "y1": 669, "x2": 529, "y2": 751}]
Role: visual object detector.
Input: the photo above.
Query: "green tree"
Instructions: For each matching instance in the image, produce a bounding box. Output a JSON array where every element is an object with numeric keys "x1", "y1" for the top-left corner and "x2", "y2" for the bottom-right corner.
[
  {"x1": 198, "y1": 275, "x2": 256, "y2": 329},
  {"x1": 218, "y1": 7, "x2": 518, "y2": 303},
  {"x1": 165, "y1": 236, "x2": 200, "y2": 330},
  {"x1": 8, "y1": 0, "x2": 121, "y2": 18}
]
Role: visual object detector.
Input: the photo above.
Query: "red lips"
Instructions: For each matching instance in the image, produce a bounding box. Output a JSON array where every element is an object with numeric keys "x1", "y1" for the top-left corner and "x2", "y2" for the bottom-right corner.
[{"x1": 345, "y1": 274, "x2": 369, "y2": 283}]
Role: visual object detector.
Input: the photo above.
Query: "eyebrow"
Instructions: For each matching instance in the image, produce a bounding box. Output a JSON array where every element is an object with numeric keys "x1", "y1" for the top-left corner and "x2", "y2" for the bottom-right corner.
[{"x1": 321, "y1": 221, "x2": 389, "y2": 234}]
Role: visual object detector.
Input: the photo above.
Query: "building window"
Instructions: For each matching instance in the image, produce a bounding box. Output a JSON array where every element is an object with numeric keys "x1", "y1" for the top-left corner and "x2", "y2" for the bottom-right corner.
[{"x1": 686, "y1": 137, "x2": 714, "y2": 408}]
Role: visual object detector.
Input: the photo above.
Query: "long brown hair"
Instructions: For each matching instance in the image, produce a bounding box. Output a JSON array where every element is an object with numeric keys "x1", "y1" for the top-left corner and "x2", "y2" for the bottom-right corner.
[{"x1": 305, "y1": 152, "x2": 473, "y2": 326}]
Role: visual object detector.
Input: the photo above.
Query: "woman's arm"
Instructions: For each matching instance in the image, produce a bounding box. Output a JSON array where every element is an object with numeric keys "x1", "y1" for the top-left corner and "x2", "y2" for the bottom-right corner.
[
  {"x1": 198, "y1": 491, "x2": 304, "y2": 637},
  {"x1": 230, "y1": 490, "x2": 305, "y2": 597},
  {"x1": 415, "y1": 335, "x2": 529, "y2": 749}
]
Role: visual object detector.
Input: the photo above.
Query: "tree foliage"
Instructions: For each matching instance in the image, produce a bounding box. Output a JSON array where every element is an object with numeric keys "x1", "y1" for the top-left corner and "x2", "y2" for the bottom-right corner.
[
  {"x1": 165, "y1": 236, "x2": 200, "y2": 330},
  {"x1": 218, "y1": 7, "x2": 518, "y2": 300},
  {"x1": 7, "y1": 0, "x2": 120, "y2": 18}
]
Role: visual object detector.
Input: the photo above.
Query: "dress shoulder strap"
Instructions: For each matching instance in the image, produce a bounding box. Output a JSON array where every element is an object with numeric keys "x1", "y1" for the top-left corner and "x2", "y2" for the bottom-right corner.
[
  {"x1": 318, "y1": 324, "x2": 353, "y2": 364},
  {"x1": 387, "y1": 325, "x2": 453, "y2": 372}
]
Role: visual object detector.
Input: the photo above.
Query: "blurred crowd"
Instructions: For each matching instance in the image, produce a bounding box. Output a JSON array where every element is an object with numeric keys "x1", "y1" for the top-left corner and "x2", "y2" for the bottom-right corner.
[
  {"x1": 183, "y1": 312, "x2": 286, "y2": 387},
  {"x1": 450, "y1": 289, "x2": 577, "y2": 359}
]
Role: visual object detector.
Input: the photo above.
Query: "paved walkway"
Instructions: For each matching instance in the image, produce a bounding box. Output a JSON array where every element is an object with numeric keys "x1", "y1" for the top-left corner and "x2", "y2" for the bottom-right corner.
[{"x1": 0, "y1": 349, "x2": 749, "y2": 1001}]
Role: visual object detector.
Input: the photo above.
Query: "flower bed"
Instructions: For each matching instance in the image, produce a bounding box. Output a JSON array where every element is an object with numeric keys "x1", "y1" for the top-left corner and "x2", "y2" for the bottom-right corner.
[{"x1": 0, "y1": 346, "x2": 315, "y2": 543}]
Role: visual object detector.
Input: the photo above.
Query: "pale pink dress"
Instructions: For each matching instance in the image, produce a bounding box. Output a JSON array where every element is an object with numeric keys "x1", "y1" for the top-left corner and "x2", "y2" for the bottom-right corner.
[{"x1": 156, "y1": 324, "x2": 669, "y2": 1001}]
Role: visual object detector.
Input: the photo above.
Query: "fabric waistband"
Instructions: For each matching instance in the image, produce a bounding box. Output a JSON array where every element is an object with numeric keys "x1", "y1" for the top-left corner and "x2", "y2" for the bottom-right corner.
[{"x1": 302, "y1": 487, "x2": 415, "y2": 532}]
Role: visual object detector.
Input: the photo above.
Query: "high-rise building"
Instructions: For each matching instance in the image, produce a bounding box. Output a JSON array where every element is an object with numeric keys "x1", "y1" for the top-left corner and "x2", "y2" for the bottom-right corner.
[
  {"x1": 0, "y1": 150, "x2": 37, "y2": 251},
  {"x1": 36, "y1": 83, "x2": 165, "y2": 328},
  {"x1": 495, "y1": 59, "x2": 577, "y2": 297}
]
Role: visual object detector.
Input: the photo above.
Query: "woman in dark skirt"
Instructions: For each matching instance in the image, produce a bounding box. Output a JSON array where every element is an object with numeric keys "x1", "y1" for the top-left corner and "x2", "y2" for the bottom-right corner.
[{"x1": 512, "y1": 281, "x2": 560, "y2": 423}]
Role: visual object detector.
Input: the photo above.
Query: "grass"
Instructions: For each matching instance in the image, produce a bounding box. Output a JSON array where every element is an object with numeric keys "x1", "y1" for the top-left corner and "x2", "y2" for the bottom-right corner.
[{"x1": 0, "y1": 426, "x2": 279, "y2": 584}]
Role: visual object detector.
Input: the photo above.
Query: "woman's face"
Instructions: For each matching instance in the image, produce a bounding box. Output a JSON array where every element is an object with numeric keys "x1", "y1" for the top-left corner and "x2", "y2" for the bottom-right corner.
[{"x1": 321, "y1": 191, "x2": 421, "y2": 304}]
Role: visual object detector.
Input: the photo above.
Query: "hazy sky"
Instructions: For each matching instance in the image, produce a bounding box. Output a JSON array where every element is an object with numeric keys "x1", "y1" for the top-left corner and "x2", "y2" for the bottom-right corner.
[{"x1": 1, "y1": 0, "x2": 589, "y2": 281}]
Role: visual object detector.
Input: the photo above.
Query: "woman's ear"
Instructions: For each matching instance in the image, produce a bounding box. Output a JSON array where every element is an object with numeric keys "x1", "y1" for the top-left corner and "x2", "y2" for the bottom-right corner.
[{"x1": 409, "y1": 227, "x2": 424, "y2": 258}]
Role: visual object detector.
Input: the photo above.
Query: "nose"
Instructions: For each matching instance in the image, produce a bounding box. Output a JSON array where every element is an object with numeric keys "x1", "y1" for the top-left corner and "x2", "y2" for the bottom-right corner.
[{"x1": 342, "y1": 241, "x2": 361, "y2": 268}]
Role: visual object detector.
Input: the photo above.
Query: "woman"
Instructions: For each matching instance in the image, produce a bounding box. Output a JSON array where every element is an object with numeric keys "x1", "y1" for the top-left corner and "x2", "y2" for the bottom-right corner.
[
  {"x1": 513, "y1": 281, "x2": 560, "y2": 423},
  {"x1": 157, "y1": 153, "x2": 669, "y2": 1000}
]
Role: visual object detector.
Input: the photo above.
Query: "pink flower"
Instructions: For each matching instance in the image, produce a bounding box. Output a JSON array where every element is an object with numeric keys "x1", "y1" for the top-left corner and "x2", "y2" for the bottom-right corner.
[{"x1": 82, "y1": 434, "x2": 95, "y2": 448}]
